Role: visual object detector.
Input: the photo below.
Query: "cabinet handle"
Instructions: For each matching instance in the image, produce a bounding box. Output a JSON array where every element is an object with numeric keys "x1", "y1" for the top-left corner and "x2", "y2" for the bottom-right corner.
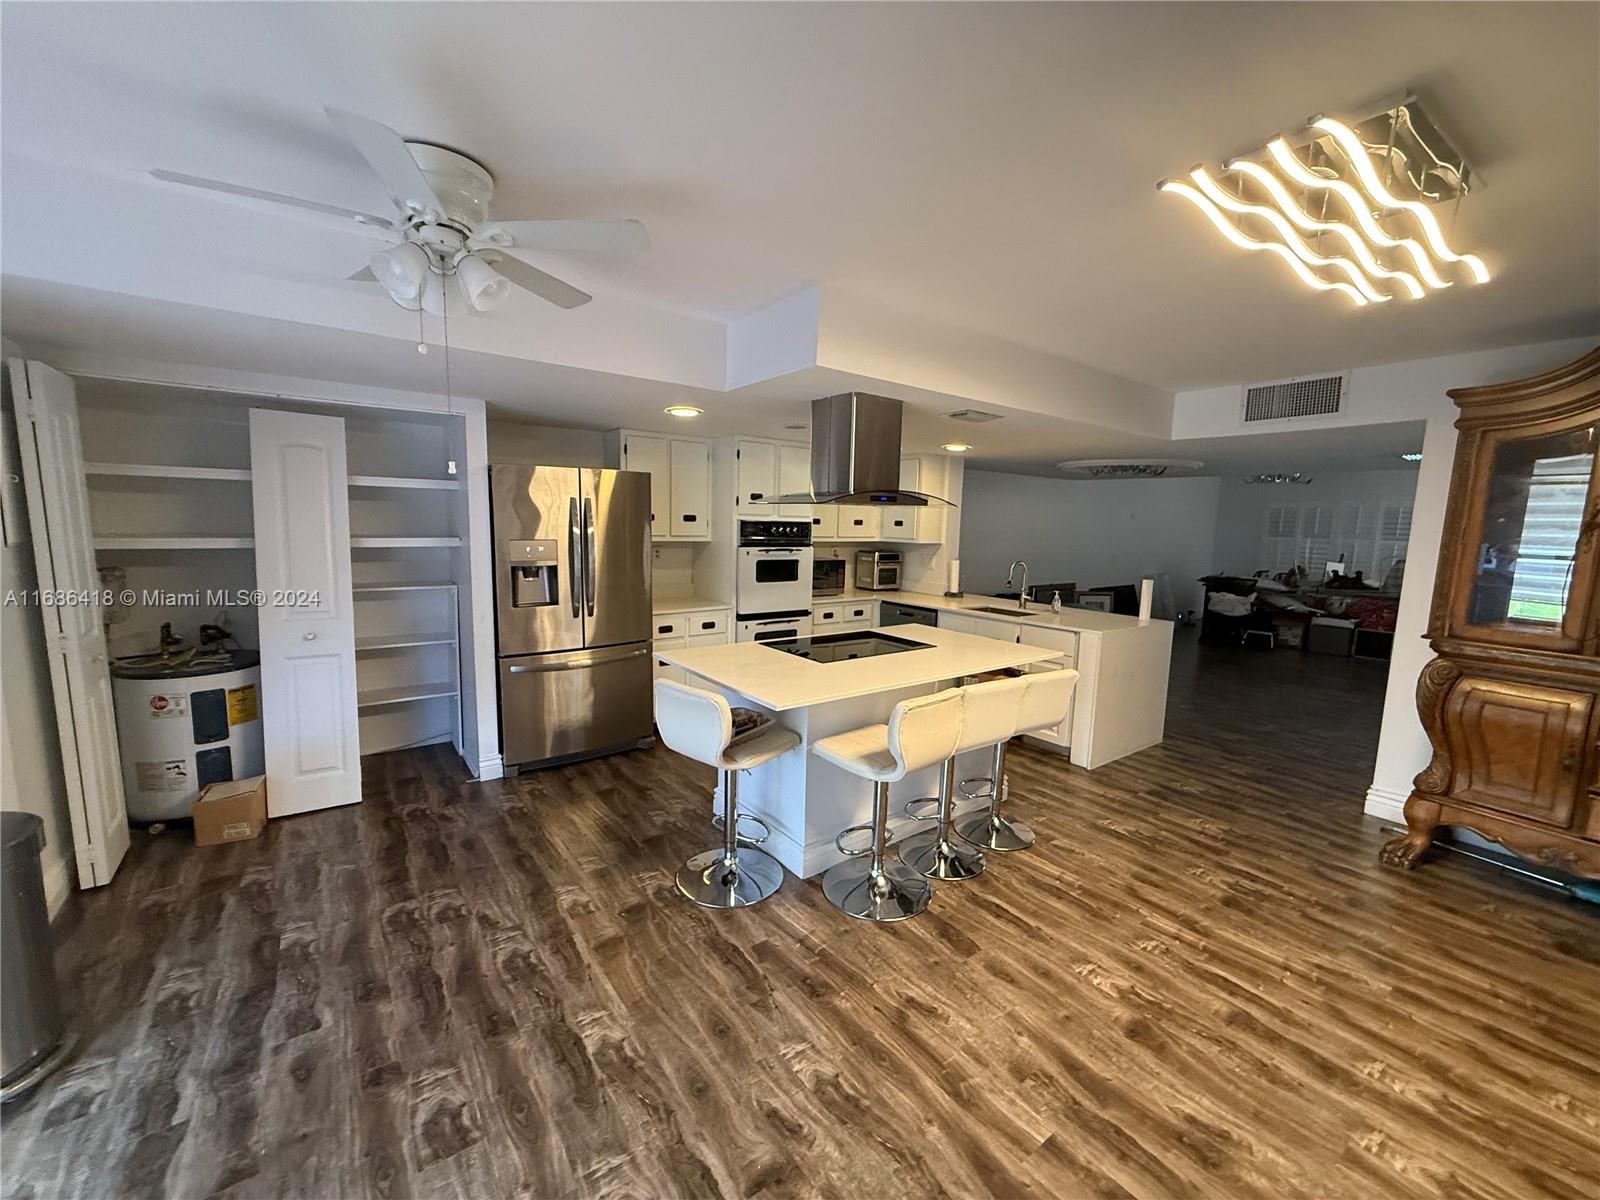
[
  {"x1": 852, "y1": 518, "x2": 864, "y2": 527},
  {"x1": 700, "y1": 621, "x2": 716, "y2": 630},
  {"x1": 853, "y1": 609, "x2": 864, "y2": 617},
  {"x1": 750, "y1": 492, "x2": 764, "y2": 501},
  {"x1": 681, "y1": 514, "x2": 697, "y2": 523},
  {"x1": 658, "y1": 624, "x2": 672, "y2": 634},
  {"x1": 303, "y1": 632, "x2": 317, "y2": 641}
]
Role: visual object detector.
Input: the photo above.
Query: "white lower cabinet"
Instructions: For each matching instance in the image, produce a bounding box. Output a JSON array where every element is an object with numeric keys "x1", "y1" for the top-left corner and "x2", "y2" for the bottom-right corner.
[
  {"x1": 652, "y1": 607, "x2": 730, "y2": 708},
  {"x1": 1016, "y1": 625, "x2": 1078, "y2": 749},
  {"x1": 938, "y1": 611, "x2": 1022, "y2": 642}
]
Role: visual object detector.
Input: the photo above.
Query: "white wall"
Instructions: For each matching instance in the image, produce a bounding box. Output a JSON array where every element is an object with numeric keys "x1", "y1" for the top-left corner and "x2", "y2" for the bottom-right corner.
[
  {"x1": 0, "y1": 361, "x2": 76, "y2": 916},
  {"x1": 1211, "y1": 469, "x2": 1421, "y2": 578},
  {"x1": 486, "y1": 419, "x2": 606, "y2": 467},
  {"x1": 958, "y1": 470, "x2": 1221, "y2": 612}
]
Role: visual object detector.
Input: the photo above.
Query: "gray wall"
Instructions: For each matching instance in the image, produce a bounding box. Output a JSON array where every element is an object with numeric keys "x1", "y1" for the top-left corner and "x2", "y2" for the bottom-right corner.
[
  {"x1": 958, "y1": 470, "x2": 1222, "y2": 612},
  {"x1": 487, "y1": 419, "x2": 605, "y2": 467}
]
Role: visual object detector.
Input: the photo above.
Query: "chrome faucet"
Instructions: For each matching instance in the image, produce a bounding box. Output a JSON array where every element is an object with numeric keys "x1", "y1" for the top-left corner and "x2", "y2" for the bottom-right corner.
[{"x1": 1006, "y1": 560, "x2": 1029, "y2": 610}]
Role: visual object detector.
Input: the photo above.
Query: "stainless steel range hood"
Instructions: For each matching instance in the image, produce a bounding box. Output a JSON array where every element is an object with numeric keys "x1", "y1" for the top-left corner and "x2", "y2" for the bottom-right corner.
[{"x1": 770, "y1": 392, "x2": 951, "y2": 507}]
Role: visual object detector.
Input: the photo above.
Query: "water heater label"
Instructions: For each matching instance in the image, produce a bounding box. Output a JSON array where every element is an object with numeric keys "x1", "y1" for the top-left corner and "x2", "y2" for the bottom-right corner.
[
  {"x1": 147, "y1": 693, "x2": 188, "y2": 720},
  {"x1": 226, "y1": 684, "x2": 259, "y2": 726},
  {"x1": 136, "y1": 759, "x2": 189, "y2": 793}
]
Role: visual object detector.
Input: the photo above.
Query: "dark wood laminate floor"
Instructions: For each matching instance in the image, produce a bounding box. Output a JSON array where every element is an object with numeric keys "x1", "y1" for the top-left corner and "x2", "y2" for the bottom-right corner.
[{"x1": 4, "y1": 636, "x2": 1597, "y2": 1200}]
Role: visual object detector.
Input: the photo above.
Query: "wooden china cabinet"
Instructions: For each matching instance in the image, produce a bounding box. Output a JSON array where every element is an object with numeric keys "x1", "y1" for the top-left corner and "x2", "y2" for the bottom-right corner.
[{"x1": 1381, "y1": 347, "x2": 1600, "y2": 878}]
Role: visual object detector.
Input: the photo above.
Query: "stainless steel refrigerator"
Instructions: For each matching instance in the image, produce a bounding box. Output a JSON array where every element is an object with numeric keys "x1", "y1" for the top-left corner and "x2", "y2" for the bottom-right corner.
[{"x1": 491, "y1": 465, "x2": 653, "y2": 769}]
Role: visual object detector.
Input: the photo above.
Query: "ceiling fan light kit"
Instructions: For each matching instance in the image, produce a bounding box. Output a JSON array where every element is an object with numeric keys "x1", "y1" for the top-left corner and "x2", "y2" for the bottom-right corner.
[
  {"x1": 150, "y1": 106, "x2": 649, "y2": 317},
  {"x1": 1160, "y1": 93, "x2": 1488, "y2": 306}
]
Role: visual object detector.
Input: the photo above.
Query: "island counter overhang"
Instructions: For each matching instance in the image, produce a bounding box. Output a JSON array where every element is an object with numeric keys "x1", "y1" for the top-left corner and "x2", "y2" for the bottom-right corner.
[{"x1": 655, "y1": 625, "x2": 1064, "y2": 878}]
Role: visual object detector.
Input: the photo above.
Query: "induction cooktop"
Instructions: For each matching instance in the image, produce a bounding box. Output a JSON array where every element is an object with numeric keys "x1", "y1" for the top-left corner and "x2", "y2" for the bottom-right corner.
[{"x1": 765, "y1": 630, "x2": 932, "y2": 663}]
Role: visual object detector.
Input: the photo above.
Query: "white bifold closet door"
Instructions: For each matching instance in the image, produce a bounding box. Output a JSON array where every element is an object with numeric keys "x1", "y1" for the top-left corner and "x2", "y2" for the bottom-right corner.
[
  {"x1": 8, "y1": 360, "x2": 130, "y2": 887},
  {"x1": 249, "y1": 408, "x2": 361, "y2": 816}
]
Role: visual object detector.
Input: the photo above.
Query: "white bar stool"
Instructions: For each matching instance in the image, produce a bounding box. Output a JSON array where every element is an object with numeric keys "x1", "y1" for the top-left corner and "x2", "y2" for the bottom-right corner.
[
  {"x1": 956, "y1": 668, "x2": 1079, "y2": 852},
  {"x1": 898, "y1": 674, "x2": 1028, "y2": 881},
  {"x1": 654, "y1": 680, "x2": 800, "y2": 909},
  {"x1": 813, "y1": 688, "x2": 963, "y2": 923}
]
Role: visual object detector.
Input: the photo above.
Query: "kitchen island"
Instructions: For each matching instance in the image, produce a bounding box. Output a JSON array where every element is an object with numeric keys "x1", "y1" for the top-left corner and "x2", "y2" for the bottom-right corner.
[{"x1": 655, "y1": 625, "x2": 1061, "y2": 878}]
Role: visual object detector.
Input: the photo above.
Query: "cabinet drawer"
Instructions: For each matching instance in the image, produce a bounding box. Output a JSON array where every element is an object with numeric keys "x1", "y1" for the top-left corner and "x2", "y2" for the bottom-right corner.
[
  {"x1": 1442, "y1": 675, "x2": 1592, "y2": 828},
  {"x1": 685, "y1": 610, "x2": 729, "y2": 636},
  {"x1": 687, "y1": 631, "x2": 728, "y2": 648},
  {"x1": 653, "y1": 616, "x2": 686, "y2": 639},
  {"x1": 844, "y1": 603, "x2": 874, "y2": 624},
  {"x1": 834, "y1": 619, "x2": 872, "y2": 633},
  {"x1": 813, "y1": 606, "x2": 842, "y2": 625}
]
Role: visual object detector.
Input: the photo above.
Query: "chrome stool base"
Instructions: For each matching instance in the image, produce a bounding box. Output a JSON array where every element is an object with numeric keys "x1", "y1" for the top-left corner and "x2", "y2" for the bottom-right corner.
[
  {"x1": 954, "y1": 811, "x2": 1035, "y2": 853},
  {"x1": 897, "y1": 828, "x2": 986, "y2": 880},
  {"x1": 676, "y1": 845, "x2": 784, "y2": 909},
  {"x1": 821, "y1": 858, "x2": 932, "y2": 923}
]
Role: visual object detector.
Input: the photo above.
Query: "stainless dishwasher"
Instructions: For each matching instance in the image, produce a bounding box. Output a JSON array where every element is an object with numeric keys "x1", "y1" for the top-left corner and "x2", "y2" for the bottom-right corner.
[{"x1": 879, "y1": 601, "x2": 940, "y2": 628}]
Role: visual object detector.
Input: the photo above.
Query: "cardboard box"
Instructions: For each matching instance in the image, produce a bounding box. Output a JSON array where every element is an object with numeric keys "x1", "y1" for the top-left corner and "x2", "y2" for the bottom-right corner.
[{"x1": 193, "y1": 775, "x2": 267, "y2": 846}]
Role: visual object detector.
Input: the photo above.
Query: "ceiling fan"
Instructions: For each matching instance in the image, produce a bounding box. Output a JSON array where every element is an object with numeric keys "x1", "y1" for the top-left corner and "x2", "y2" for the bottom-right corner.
[{"x1": 150, "y1": 107, "x2": 648, "y2": 313}]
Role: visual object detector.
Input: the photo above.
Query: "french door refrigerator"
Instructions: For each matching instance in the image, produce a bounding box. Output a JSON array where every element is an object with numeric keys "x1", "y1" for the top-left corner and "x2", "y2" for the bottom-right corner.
[{"x1": 491, "y1": 465, "x2": 653, "y2": 769}]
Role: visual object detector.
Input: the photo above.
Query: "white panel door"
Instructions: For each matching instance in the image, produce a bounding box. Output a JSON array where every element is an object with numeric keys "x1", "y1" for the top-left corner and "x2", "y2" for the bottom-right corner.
[
  {"x1": 249, "y1": 408, "x2": 361, "y2": 817},
  {"x1": 736, "y1": 440, "x2": 777, "y2": 511},
  {"x1": 668, "y1": 438, "x2": 710, "y2": 539},
  {"x1": 776, "y1": 443, "x2": 811, "y2": 518},
  {"x1": 621, "y1": 433, "x2": 669, "y2": 539},
  {"x1": 838, "y1": 506, "x2": 881, "y2": 539},
  {"x1": 8, "y1": 360, "x2": 130, "y2": 888}
]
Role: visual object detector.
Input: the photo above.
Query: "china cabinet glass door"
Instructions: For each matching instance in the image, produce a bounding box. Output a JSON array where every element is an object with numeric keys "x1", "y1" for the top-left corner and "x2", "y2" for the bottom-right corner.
[{"x1": 1459, "y1": 421, "x2": 1599, "y2": 649}]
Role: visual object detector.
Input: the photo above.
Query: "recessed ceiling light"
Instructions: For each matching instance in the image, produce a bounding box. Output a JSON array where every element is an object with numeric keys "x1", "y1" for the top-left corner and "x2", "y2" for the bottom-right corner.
[
  {"x1": 1399, "y1": 452, "x2": 1423, "y2": 462},
  {"x1": 941, "y1": 442, "x2": 971, "y2": 453},
  {"x1": 663, "y1": 405, "x2": 703, "y2": 418}
]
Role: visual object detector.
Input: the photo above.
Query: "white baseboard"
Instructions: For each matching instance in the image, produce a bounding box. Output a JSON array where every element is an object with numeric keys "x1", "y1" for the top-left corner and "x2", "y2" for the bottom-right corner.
[
  {"x1": 473, "y1": 753, "x2": 504, "y2": 782},
  {"x1": 1364, "y1": 786, "x2": 1408, "y2": 825},
  {"x1": 42, "y1": 853, "x2": 74, "y2": 920}
]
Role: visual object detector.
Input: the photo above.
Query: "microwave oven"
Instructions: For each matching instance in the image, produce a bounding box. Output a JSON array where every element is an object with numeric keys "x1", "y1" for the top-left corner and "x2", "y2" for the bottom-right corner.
[
  {"x1": 812, "y1": 558, "x2": 846, "y2": 596},
  {"x1": 855, "y1": 550, "x2": 902, "y2": 591}
]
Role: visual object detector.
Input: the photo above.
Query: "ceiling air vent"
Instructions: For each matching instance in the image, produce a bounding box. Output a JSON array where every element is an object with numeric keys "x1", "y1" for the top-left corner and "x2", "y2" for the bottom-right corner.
[
  {"x1": 1242, "y1": 374, "x2": 1346, "y2": 424},
  {"x1": 945, "y1": 409, "x2": 1002, "y2": 423}
]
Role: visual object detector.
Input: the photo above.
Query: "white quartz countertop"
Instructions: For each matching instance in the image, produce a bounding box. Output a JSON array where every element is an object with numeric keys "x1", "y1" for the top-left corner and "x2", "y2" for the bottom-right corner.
[
  {"x1": 651, "y1": 595, "x2": 730, "y2": 615},
  {"x1": 835, "y1": 589, "x2": 1165, "y2": 635},
  {"x1": 655, "y1": 624, "x2": 1061, "y2": 711}
]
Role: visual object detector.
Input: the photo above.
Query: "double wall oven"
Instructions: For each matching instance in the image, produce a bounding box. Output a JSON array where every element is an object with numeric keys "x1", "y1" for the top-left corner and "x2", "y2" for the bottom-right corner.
[{"x1": 735, "y1": 518, "x2": 813, "y2": 642}]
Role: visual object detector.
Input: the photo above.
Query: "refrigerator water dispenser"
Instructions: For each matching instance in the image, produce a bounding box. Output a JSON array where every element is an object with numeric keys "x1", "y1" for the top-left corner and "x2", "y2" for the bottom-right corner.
[{"x1": 506, "y1": 539, "x2": 559, "y2": 607}]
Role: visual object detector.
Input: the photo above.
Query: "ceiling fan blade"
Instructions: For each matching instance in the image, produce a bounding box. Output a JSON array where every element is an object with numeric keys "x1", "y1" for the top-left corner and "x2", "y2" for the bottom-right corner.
[
  {"x1": 324, "y1": 106, "x2": 443, "y2": 219},
  {"x1": 484, "y1": 253, "x2": 592, "y2": 309},
  {"x1": 474, "y1": 219, "x2": 649, "y2": 255},
  {"x1": 348, "y1": 266, "x2": 378, "y2": 282},
  {"x1": 149, "y1": 169, "x2": 397, "y2": 239}
]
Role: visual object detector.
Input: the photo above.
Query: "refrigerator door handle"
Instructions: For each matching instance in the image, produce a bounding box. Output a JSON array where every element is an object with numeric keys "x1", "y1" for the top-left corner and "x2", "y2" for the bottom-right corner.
[
  {"x1": 507, "y1": 645, "x2": 648, "y2": 674},
  {"x1": 583, "y1": 495, "x2": 597, "y2": 617},
  {"x1": 568, "y1": 496, "x2": 583, "y2": 619}
]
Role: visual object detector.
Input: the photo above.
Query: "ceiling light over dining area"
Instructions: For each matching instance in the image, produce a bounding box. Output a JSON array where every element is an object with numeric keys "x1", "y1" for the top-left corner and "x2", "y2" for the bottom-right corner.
[{"x1": 1160, "y1": 94, "x2": 1490, "y2": 307}]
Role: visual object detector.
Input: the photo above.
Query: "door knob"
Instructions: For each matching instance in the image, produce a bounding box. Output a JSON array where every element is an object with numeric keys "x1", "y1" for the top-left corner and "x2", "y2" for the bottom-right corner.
[{"x1": 303, "y1": 632, "x2": 317, "y2": 641}]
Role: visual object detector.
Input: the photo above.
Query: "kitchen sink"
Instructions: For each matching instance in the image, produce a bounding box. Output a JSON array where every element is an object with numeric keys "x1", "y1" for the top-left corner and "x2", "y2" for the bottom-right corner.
[{"x1": 970, "y1": 605, "x2": 1037, "y2": 616}]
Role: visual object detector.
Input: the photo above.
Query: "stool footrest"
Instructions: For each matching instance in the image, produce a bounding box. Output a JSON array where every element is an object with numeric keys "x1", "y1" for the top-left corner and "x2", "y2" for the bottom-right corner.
[
  {"x1": 834, "y1": 822, "x2": 876, "y2": 857},
  {"x1": 958, "y1": 777, "x2": 995, "y2": 801},
  {"x1": 902, "y1": 796, "x2": 940, "y2": 821},
  {"x1": 712, "y1": 811, "x2": 771, "y2": 845}
]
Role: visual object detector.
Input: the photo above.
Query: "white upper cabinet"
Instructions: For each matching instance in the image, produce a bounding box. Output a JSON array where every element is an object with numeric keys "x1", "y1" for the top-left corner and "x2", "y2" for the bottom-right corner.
[
  {"x1": 735, "y1": 439, "x2": 778, "y2": 512},
  {"x1": 776, "y1": 443, "x2": 811, "y2": 518},
  {"x1": 620, "y1": 433, "x2": 670, "y2": 538},
  {"x1": 608, "y1": 430, "x2": 710, "y2": 541},
  {"x1": 668, "y1": 438, "x2": 710, "y2": 538},
  {"x1": 837, "y1": 504, "x2": 881, "y2": 540},
  {"x1": 810, "y1": 504, "x2": 839, "y2": 541},
  {"x1": 881, "y1": 456, "x2": 921, "y2": 542}
]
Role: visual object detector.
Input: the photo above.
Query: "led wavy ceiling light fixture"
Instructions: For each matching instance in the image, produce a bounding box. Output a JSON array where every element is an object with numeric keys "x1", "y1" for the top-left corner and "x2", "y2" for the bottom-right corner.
[
  {"x1": 1265, "y1": 138, "x2": 1453, "y2": 290},
  {"x1": 1157, "y1": 179, "x2": 1369, "y2": 306},
  {"x1": 1224, "y1": 159, "x2": 1426, "y2": 299},
  {"x1": 1188, "y1": 167, "x2": 1390, "y2": 303},
  {"x1": 1161, "y1": 96, "x2": 1485, "y2": 306},
  {"x1": 1312, "y1": 115, "x2": 1490, "y2": 284}
]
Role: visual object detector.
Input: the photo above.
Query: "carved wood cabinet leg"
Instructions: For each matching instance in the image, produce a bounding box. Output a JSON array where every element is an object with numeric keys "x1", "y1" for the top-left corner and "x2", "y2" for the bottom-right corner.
[{"x1": 1380, "y1": 796, "x2": 1442, "y2": 869}]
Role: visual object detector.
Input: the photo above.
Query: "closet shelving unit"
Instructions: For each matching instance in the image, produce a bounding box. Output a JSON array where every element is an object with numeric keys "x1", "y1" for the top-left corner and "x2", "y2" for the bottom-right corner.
[
  {"x1": 345, "y1": 408, "x2": 467, "y2": 757},
  {"x1": 73, "y1": 378, "x2": 488, "y2": 772}
]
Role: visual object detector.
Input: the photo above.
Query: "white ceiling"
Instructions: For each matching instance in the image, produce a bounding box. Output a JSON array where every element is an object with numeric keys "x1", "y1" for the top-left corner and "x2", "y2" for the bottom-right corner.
[{"x1": 2, "y1": 2, "x2": 1596, "y2": 473}]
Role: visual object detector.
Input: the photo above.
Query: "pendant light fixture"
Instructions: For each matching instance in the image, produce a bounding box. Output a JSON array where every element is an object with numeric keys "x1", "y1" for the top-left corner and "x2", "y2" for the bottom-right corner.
[{"x1": 1160, "y1": 93, "x2": 1488, "y2": 306}]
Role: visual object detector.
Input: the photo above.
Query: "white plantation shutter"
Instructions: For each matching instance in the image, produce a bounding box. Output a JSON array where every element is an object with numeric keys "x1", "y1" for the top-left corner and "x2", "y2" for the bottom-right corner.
[
  {"x1": 1508, "y1": 453, "x2": 1590, "y2": 620},
  {"x1": 1373, "y1": 503, "x2": 1413, "y2": 581},
  {"x1": 1297, "y1": 505, "x2": 1336, "y2": 573}
]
